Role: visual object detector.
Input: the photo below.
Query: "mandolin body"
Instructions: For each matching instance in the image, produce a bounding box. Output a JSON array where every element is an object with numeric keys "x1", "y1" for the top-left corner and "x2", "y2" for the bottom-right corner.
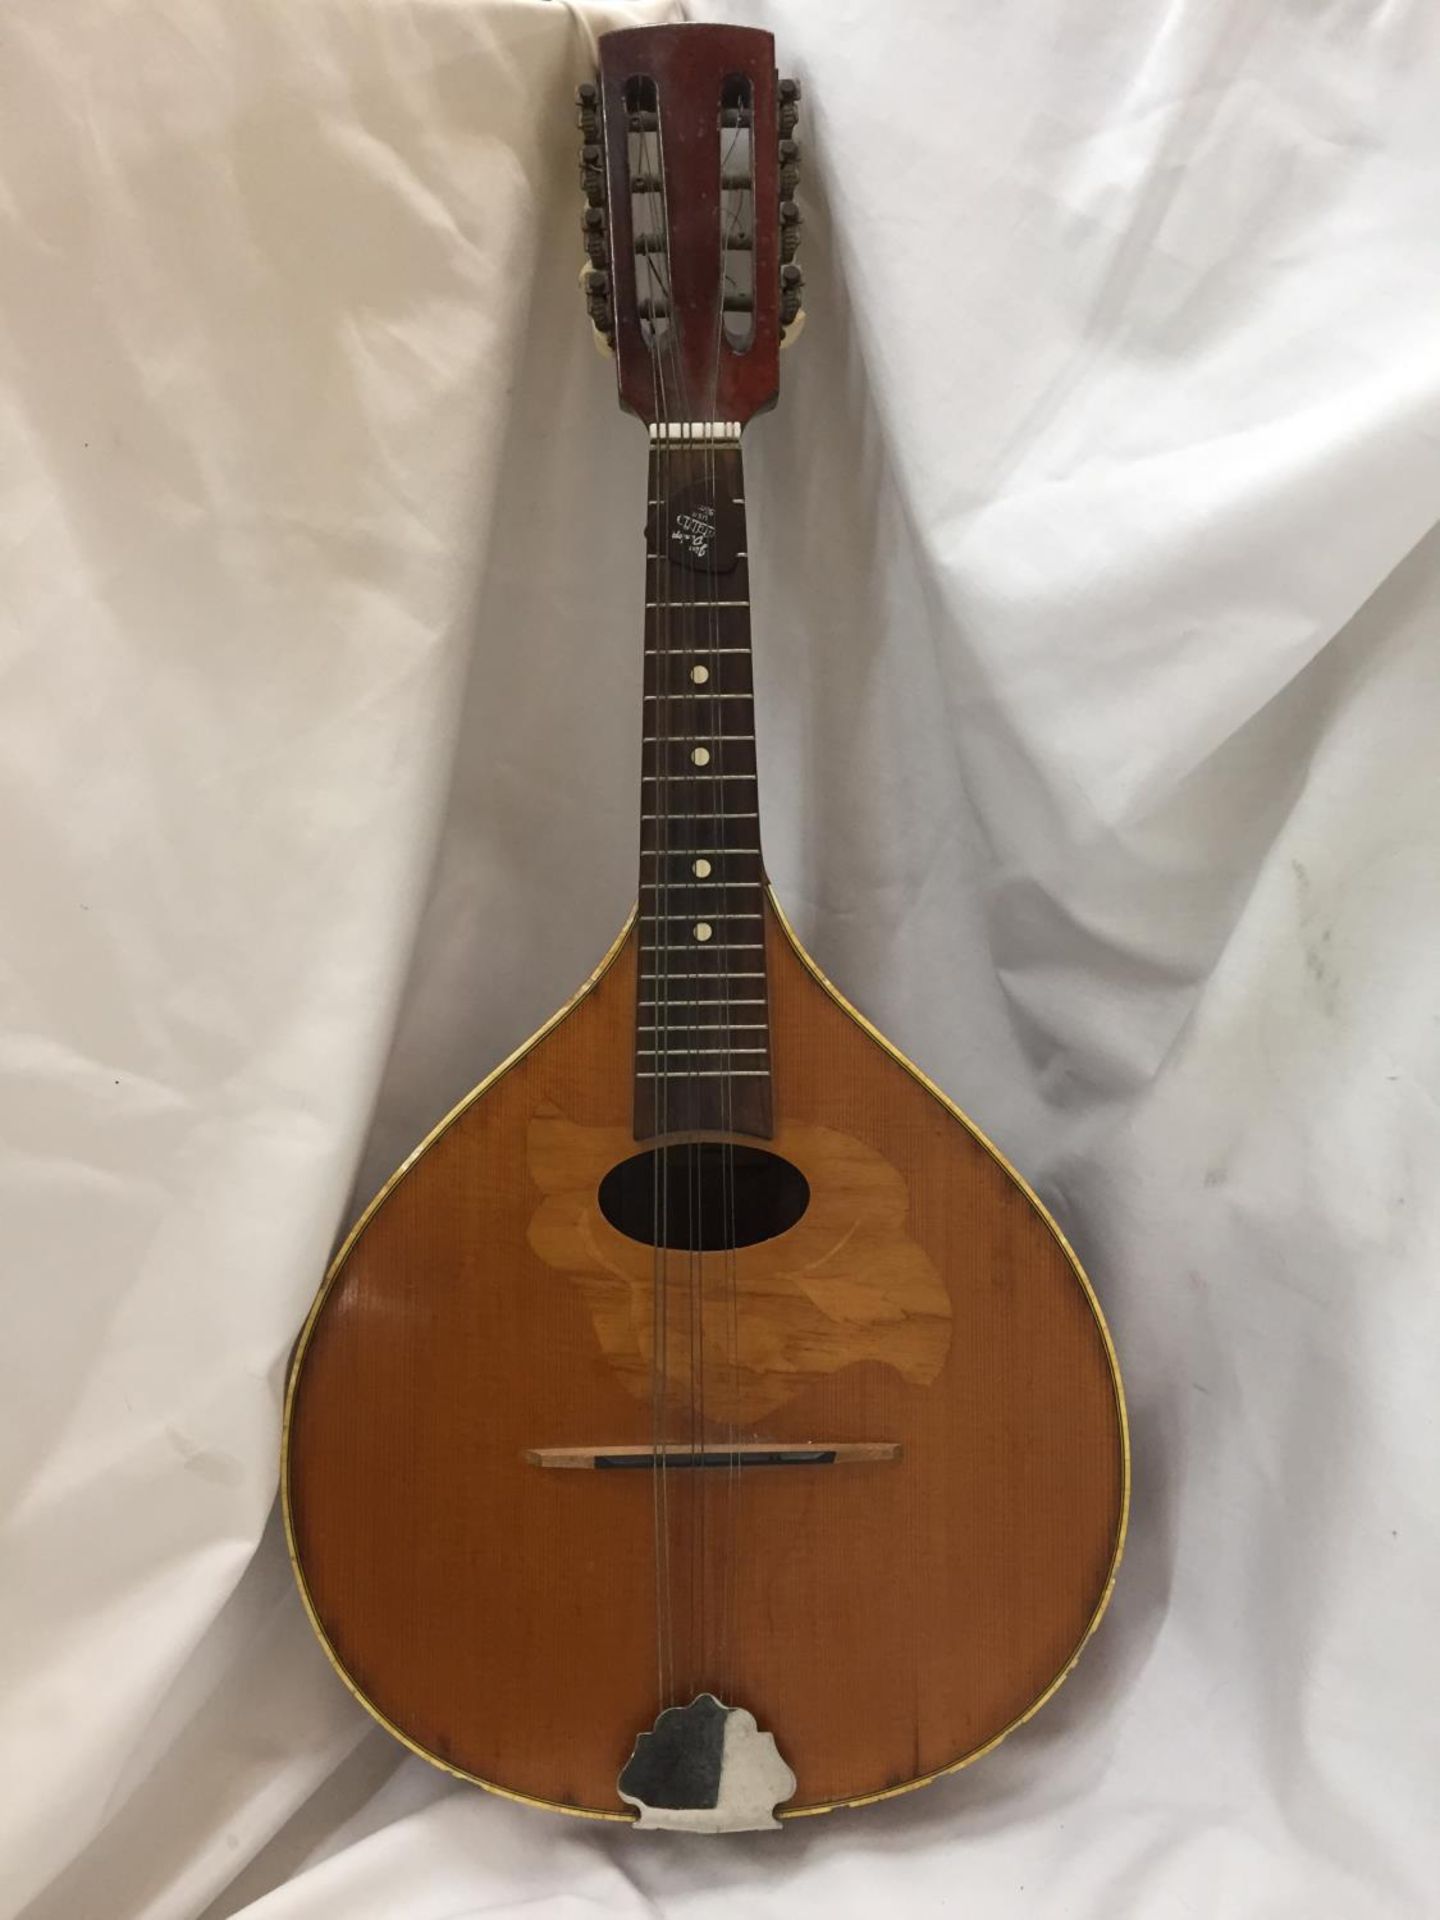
[{"x1": 283, "y1": 895, "x2": 1128, "y2": 1820}]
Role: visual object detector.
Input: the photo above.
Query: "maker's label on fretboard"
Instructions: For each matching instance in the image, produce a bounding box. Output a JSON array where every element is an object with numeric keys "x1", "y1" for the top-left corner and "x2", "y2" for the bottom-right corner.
[{"x1": 648, "y1": 483, "x2": 744, "y2": 575}]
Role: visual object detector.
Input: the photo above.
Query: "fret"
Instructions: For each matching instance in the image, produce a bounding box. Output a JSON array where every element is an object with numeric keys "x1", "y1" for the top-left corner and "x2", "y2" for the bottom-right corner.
[
  {"x1": 639, "y1": 1022, "x2": 768, "y2": 1031},
  {"x1": 637, "y1": 998, "x2": 768, "y2": 1013},
  {"x1": 645, "y1": 1021, "x2": 771, "y2": 1036},
  {"x1": 639, "y1": 971, "x2": 767, "y2": 981},
  {"x1": 641, "y1": 735, "x2": 757, "y2": 745},
  {"x1": 641, "y1": 1004, "x2": 767, "y2": 1012},
  {"x1": 642, "y1": 646, "x2": 754, "y2": 655},
  {"x1": 637, "y1": 1070, "x2": 770, "y2": 1080},
  {"x1": 646, "y1": 600, "x2": 749, "y2": 610},
  {"x1": 638, "y1": 1048, "x2": 768, "y2": 1058},
  {"x1": 644, "y1": 682, "x2": 754, "y2": 700},
  {"x1": 639, "y1": 882, "x2": 760, "y2": 892}
]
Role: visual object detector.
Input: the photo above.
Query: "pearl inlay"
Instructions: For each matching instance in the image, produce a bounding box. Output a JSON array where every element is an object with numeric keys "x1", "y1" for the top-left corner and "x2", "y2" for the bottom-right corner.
[
  {"x1": 694, "y1": 923, "x2": 713, "y2": 942},
  {"x1": 691, "y1": 746, "x2": 711, "y2": 766},
  {"x1": 691, "y1": 664, "x2": 710, "y2": 684},
  {"x1": 693, "y1": 858, "x2": 712, "y2": 878}
]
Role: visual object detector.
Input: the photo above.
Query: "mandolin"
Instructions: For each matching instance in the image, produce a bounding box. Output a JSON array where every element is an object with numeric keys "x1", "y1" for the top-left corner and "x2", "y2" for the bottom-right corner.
[{"x1": 283, "y1": 22, "x2": 1128, "y2": 1832}]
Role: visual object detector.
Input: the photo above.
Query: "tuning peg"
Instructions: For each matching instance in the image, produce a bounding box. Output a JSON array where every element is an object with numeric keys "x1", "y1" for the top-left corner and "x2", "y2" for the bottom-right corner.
[
  {"x1": 580, "y1": 140, "x2": 606, "y2": 205},
  {"x1": 778, "y1": 78, "x2": 801, "y2": 138},
  {"x1": 778, "y1": 77, "x2": 802, "y2": 104},
  {"x1": 584, "y1": 267, "x2": 614, "y2": 338},
  {"x1": 579, "y1": 185, "x2": 611, "y2": 306},
  {"x1": 575, "y1": 83, "x2": 601, "y2": 139},
  {"x1": 778, "y1": 136, "x2": 801, "y2": 197},
  {"x1": 780, "y1": 199, "x2": 802, "y2": 262},
  {"x1": 780, "y1": 261, "x2": 803, "y2": 328}
]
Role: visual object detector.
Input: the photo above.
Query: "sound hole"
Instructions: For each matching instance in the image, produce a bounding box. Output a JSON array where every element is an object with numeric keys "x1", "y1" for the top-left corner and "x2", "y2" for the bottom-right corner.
[{"x1": 598, "y1": 1145, "x2": 809, "y2": 1251}]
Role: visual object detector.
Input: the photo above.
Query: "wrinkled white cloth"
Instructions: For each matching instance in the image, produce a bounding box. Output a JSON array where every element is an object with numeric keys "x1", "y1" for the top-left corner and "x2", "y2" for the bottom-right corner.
[{"x1": 3, "y1": 0, "x2": 1439, "y2": 1914}]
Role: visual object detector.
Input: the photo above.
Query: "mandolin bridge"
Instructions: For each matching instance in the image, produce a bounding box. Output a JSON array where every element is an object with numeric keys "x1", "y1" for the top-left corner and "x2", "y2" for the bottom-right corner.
[{"x1": 524, "y1": 1441, "x2": 900, "y2": 1470}]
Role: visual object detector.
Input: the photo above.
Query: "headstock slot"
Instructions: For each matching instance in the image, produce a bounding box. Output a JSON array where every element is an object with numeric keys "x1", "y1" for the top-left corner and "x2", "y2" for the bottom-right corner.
[
  {"x1": 719, "y1": 76, "x2": 755, "y2": 351},
  {"x1": 624, "y1": 76, "x2": 673, "y2": 350}
]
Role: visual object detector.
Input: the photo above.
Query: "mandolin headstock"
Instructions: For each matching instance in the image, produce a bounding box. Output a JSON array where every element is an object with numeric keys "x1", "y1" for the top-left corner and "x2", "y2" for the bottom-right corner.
[{"x1": 576, "y1": 24, "x2": 803, "y2": 427}]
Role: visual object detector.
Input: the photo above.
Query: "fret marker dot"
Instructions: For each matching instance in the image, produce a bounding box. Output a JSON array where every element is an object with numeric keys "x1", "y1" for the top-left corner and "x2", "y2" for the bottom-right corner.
[
  {"x1": 691, "y1": 746, "x2": 711, "y2": 766},
  {"x1": 694, "y1": 922, "x2": 713, "y2": 942},
  {"x1": 693, "y1": 858, "x2": 712, "y2": 878},
  {"x1": 691, "y1": 664, "x2": 710, "y2": 684}
]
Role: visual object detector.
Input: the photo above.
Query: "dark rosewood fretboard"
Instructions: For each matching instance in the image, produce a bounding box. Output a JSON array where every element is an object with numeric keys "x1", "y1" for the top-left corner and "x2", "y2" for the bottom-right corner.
[{"x1": 636, "y1": 425, "x2": 771, "y2": 1141}]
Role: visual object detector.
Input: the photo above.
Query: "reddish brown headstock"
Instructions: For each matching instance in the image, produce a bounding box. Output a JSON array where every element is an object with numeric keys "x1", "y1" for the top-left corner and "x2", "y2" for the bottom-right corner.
[{"x1": 576, "y1": 25, "x2": 803, "y2": 428}]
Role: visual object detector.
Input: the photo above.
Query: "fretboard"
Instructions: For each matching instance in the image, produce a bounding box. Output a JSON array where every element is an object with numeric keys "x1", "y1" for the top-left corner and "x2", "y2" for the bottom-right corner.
[{"x1": 635, "y1": 425, "x2": 771, "y2": 1141}]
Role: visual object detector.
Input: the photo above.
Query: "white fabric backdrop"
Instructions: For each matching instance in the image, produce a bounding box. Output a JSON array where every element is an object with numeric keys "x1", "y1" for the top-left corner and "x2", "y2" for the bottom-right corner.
[{"x1": 3, "y1": 0, "x2": 1439, "y2": 1913}]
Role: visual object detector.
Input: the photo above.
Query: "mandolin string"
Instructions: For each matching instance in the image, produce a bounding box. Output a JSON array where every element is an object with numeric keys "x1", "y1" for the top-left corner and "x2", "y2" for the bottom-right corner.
[
  {"x1": 641, "y1": 86, "x2": 750, "y2": 1709},
  {"x1": 695, "y1": 104, "x2": 745, "y2": 1690},
  {"x1": 670, "y1": 216, "x2": 710, "y2": 1707},
  {"x1": 651, "y1": 132, "x2": 702, "y2": 1705},
  {"x1": 656, "y1": 159, "x2": 692, "y2": 1713},
  {"x1": 646, "y1": 100, "x2": 705, "y2": 1705},
  {"x1": 655, "y1": 122, "x2": 718, "y2": 1702},
  {"x1": 663, "y1": 131, "x2": 732, "y2": 1704},
  {"x1": 638, "y1": 101, "x2": 677, "y2": 1710},
  {"x1": 705, "y1": 94, "x2": 751, "y2": 1702},
  {"x1": 726, "y1": 98, "x2": 751, "y2": 1709},
  {"x1": 690, "y1": 98, "x2": 749, "y2": 1699}
]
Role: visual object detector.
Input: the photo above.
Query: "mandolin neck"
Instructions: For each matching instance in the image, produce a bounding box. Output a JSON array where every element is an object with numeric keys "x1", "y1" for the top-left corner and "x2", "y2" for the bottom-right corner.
[{"x1": 635, "y1": 424, "x2": 773, "y2": 1142}]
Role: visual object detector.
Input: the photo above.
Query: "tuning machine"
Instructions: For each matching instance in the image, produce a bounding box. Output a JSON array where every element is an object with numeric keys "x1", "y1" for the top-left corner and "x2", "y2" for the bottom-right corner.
[
  {"x1": 777, "y1": 78, "x2": 804, "y2": 335},
  {"x1": 575, "y1": 81, "x2": 614, "y2": 347}
]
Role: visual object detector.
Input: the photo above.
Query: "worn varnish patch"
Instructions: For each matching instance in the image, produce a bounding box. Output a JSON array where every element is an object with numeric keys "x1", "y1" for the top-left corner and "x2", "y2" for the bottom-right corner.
[{"x1": 526, "y1": 1109, "x2": 952, "y2": 1422}]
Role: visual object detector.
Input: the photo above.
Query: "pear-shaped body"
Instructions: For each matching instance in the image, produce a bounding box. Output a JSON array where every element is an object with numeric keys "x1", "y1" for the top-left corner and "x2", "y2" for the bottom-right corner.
[{"x1": 283, "y1": 895, "x2": 1127, "y2": 1819}]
